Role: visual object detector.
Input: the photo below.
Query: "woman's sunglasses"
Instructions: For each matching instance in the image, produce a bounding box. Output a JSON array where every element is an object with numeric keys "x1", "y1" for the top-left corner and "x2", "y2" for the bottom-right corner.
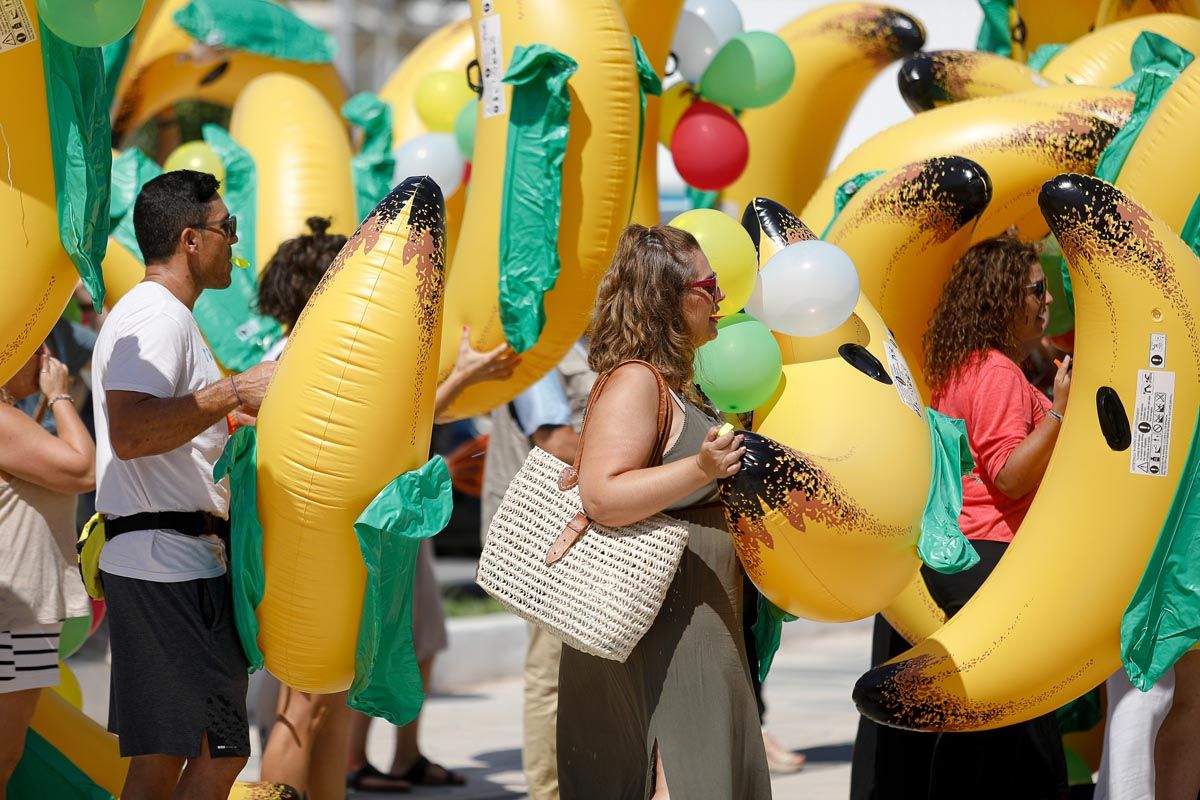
[
  {"x1": 686, "y1": 275, "x2": 720, "y2": 299},
  {"x1": 1024, "y1": 278, "x2": 1047, "y2": 299},
  {"x1": 191, "y1": 214, "x2": 238, "y2": 240}
]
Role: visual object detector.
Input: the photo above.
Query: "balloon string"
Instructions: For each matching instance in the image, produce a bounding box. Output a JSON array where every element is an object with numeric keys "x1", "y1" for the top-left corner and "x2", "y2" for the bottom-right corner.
[{"x1": 0, "y1": 122, "x2": 29, "y2": 247}]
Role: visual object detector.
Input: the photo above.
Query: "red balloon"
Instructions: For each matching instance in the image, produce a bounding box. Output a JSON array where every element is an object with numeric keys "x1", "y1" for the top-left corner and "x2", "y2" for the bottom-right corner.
[
  {"x1": 88, "y1": 598, "x2": 106, "y2": 636},
  {"x1": 670, "y1": 101, "x2": 749, "y2": 191}
]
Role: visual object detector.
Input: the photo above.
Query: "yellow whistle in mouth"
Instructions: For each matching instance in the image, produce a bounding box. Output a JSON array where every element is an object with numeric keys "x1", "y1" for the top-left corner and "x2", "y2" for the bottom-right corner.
[
  {"x1": 718, "y1": 422, "x2": 735, "y2": 437},
  {"x1": 232, "y1": 257, "x2": 251, "y2": 269}
]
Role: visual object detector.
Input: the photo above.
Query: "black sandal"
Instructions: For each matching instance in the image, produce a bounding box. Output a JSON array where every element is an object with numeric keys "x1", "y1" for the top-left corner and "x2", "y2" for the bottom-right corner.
[
  {"x1": 345, "y1": 762, "x2": 413, "y2": 794},
  {"x1": 395, "y1": 755, "x2": 467, "y2": 787}
]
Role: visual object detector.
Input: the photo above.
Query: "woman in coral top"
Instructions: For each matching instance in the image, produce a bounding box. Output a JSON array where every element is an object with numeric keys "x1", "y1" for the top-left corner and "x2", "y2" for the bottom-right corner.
[{"x1": 920, "y1": 235, "x2": 1073, "y2": 799}]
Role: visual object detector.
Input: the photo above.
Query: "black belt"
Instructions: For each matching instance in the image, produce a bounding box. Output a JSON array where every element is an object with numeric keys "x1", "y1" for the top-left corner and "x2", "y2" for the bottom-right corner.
[{"x1": 105, "y1": 511, "x2": 230, "y2": 539}]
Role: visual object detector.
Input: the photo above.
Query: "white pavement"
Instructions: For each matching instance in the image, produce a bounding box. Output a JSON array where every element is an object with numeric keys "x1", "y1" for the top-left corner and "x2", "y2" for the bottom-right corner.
[{"x1": 71, "y1": 617, "x2": 872, "y2": 800}]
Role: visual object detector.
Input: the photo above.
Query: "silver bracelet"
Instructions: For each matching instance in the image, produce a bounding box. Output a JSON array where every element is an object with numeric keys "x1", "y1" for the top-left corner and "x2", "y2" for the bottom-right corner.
[
  {"x1": 1047, "y1": 408, "x2": 1064, "y2": 422},
  {"x1": 229, "y1": 375, "x2": 243, "y2": 405},
  {"x1": 47, "y1": 394, "x2": 73, "y2": 409}
]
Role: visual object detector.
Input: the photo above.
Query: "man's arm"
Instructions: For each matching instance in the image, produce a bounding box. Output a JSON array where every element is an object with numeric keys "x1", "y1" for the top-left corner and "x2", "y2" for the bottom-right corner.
[{"x1": 108, "y1": 362, "x2": 275, "y2": 459}]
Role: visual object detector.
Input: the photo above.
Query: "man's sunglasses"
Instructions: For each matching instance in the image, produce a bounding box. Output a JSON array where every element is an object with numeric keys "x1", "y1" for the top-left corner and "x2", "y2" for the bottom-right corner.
[
  {"x1": 191, "y1": 215, "x2": 237, "y2": 240},
  {"x1": 686, "y1": 275, "x2": 720, "y2": 299}
]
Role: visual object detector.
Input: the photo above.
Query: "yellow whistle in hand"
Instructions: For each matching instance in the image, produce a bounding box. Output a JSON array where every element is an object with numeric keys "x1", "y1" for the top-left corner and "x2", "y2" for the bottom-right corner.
[{"x1": 717, "y1": 423, "x2": 735, "y2": 438}]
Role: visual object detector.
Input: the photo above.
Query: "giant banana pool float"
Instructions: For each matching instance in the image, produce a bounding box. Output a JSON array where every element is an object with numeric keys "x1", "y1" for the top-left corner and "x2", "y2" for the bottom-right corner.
[
  {"x1": 855, "y1": 173, "x2": 1200, "y2": 731},
  {"x1": 801, "y1": 85, "x2": 1132, "y2": 242},
  {"x1": 1094, "y1": 0, "x2": 1200, "y2": 27},
  {"x1": 109, "y1": 0, "x2": 346, "y2": 141},
  {"x1": 720, "y1": 3, "x2": 925, "y2": 215},
  {"x1": 0, "y1": 0, "x2": 78, "y2": 385},
  {"x1": 1014, "y1": 0, "x2": 1102, "y2": 54},
  {"x1": 722, "y1": 168, "x2": 988, "y2": 622},
  {"x1": 1108, "y1": 58, "x2": 1200, "y2": 231},
  {"x1": 435, "y1": 0, "x2": 639, "y2": 419},
  {"x1": 256, "y1": 176, "x2": 448, "y2": 692},
  {"x1": 1040, "y1": 13, "x2": 1200, "y2": 86},
  {"x1": 823, "y1": 156, "x2": 993, "y2": 400},
  {"x1": 229, "y1": 73, "x2": 357, "y2": 273}
]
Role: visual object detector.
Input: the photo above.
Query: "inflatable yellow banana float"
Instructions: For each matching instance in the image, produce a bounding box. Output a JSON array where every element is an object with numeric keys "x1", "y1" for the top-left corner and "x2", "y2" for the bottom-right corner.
[
  {"x1": 256, "y1": 176, "x2": 448, "y2": 692},
  {"x1": 110, "y1": 0, "x2": 346, "y2": 141},
  {"x1": 1016, "y1": 0, "x2": 1102, "y2": 54},
  {"x1": 0, "y1": 0, "x2": 78, "y2": 385},
  {"x1": 897, "y1": 50, "x2": 1047, "y2": 112},
  {"x1": 1040, "y1": 13, "x2": 1200, "y2": 86},
  {"x1": 1095, "y1": 0, "x2": 1200, "y2": 27},
  {"x1": 1110, "y1": 59, "x2": 1200, "y2": 231},
  {"x1": 29, "y1": 691, "x2": 127, "y2": 797},
  {"x1": 801, "y1": 85, "x2": 1132, "y2": 242},
  {"x1": 621, "y1": 0, "x2": 686, "y2": 226},
  {"x1": 228, "y1": 73, "x2": 357, "y2": 273},
  {"x1": 720, "y1": 3, "x2": 925, "y2": 215},
  {"x1": 376, "y1": 18, "x2": 475, "y2": 265},
  {"x1": 741, "y1": 196, "x2": 818, "y2": 267},
  {"x1": 102, "y1": 238, "x2": 146, "y2": 308},
  {"x1": 435, "y1": 0, "x2": 639, "y2": 419},
  {"x1": 855, "y1": 173, "x2": 1200, "y2": 731},
  {"x1": 823, "y1": 157, "x2": 993, "y2": 400}
]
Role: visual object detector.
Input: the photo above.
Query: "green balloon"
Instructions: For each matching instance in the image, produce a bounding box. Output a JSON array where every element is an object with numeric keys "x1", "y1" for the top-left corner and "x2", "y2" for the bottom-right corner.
[
  {"x1": 37, "y1": 0, "x2": 145, "y2": 48},
  {"x1": 695, "y1": 314, "x2": 783, "y2": 413},
  {"x1": 1040, "y1": 235, "x2": 1075, "y2": 337},
  {"x1": 699, "y1": 31, "x2": 795, "y2": 110},
  {"x1": 59, "y1": 613, "x2": 92, "y2": 659},
  {"x1": 454, "y1": 100, "x2": 477, "y2": 161}
]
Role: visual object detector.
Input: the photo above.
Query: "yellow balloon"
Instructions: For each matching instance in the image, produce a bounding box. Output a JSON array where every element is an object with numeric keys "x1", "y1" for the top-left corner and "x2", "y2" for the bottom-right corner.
[
  {"x1": 162, "y1": 140, "x2": 226, "y2": 185},
  {"x1": 659, "y1": 82, "x2": 695, "y2": 148},
  {"x1": 668, "y1": 208, "x2": 757, "y2": 316},
  {"x1": 415, "y1": 69, "x2": 477, "y2": 133},
  {"x1": 54, "y1": 661, "x2": 83, "y2": 710}
]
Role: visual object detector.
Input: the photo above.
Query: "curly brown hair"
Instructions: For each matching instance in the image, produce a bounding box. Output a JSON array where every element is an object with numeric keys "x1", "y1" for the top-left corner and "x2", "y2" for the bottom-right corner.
[
  {"x1": 923, "y1": 234, "x2": 1041, "y2": 394},
  {"x1": 257, "y1": 217, "x2": 348, "y2": 329},
  {"x1": 587, "y1": 224, "x2": 704, "y2": 400}
]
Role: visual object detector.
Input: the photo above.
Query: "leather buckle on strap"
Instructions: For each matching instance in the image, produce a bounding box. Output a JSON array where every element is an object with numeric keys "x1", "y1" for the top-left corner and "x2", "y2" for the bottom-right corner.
[{"x1": 545, "y1": 513, "x2": 590, "y2": 565}]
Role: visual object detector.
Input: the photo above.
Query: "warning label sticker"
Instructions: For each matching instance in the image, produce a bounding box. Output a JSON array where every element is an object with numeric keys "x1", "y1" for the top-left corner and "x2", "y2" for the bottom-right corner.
[
  {"x1": 883, "y1": 333, "x2": 924, "y2": 419},
  {"x1": 1130, "y1": 369, "x2": 1174, "y2": 477},
  {"x1": 0, "y1": 0, "x2": 35, "y2": 53},
  {"x1": 478, "y1": 15, "x2": 506, "y2": 119},
  {"x1": 1149, "y1": 333, "x2": 1166, "y2": 370}
]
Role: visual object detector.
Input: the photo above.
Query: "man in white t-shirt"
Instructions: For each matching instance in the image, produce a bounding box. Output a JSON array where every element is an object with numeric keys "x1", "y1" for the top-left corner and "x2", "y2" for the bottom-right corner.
[{"x1": 92, "y1": 170, "x2": 275, "y2": 799}]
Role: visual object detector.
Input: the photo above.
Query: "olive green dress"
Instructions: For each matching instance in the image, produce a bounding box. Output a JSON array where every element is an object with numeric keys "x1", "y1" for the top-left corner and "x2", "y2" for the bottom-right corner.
[{"x1": 557, "y1": 397, "x2": 772, "y2": 799}]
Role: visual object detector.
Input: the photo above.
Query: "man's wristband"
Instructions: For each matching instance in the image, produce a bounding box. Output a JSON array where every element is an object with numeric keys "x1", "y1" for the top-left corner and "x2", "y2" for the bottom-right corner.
[
  {"x1": 1047, "y1": 408, "x2": 1064, "y2": 422},
  {"x1": 229, "y1": 375, "x2": 243, "y2": 406}
]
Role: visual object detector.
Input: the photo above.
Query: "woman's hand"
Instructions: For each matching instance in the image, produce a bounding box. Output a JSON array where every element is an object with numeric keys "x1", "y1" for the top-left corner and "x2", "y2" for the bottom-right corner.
[
  {"x1": 452, "y1": 326, "x2": 521, "y2": 387},
  {"x1": 696, "y1": 426, "x2": 745, "y2": 480},
  {"x1": 1051, "y1": 355, "x2": 1072, "y2": 415},
  {"x1": 37, "y1": 353, "x2": 71, "y2": 398}
]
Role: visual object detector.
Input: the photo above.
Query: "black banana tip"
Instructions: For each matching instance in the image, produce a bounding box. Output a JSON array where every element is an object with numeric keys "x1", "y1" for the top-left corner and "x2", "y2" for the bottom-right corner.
[
  {"x1": 1037, "y1": 173, "x2": 1097, "y2": 224},
  {"x1": 889, "y1": 11, "x2": 926, "y2": 56},
  {"x1": 932, "y1": 156, "x2": 992, "y2": 225},
  {"x1": 897, "y1": 51, "x2": 939, "y2": 112}
]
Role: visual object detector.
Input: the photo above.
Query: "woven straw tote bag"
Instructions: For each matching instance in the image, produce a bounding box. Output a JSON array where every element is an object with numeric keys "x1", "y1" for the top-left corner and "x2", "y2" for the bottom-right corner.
[{"x1": 477, "y1": 360, "x2": 690, "y2": 662}]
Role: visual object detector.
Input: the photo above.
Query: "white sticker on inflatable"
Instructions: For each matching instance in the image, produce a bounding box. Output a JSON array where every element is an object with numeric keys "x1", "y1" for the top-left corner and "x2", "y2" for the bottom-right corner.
[
  {"x1": 883, "y1": 332, "x2": 923, "y2": 419},
  {"x1": 1149, "y1": 333, "x2": 1166, "y2": 369},
  {"x1": 479, "y1": 15, "x2": 506, "y2": 119},
  {"x1": 1130, "y1": 369, "x2": 1174, "y2": 477},
  {"x1": 0, "y1": 0, "x2": 36, "y2": 53}
]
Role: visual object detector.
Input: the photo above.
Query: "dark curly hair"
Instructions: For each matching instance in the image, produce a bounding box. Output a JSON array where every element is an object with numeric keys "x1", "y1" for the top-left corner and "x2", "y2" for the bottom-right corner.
[
  {"x1": 257, "y1": 217, "x2": 348, "y2": 329},
  {"x1": 134, "y1": 170, "x2": 221, "y2": 264},
  {"x1": 923, "y1": 234, "x2": 1042, "y2": 394}
]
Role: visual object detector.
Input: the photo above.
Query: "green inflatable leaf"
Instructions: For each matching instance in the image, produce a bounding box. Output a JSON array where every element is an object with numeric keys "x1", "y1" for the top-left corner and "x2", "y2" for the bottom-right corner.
[
  {"x1": 918, "y1": 409, "x2": 981, "y2": 574},
  {"x1": 8, "y1": 730, "x2": 111, "y2": 800},
  {"x1": 173, "y1": 0, "x2": 335, "y2": 63},
  {"x1": 109, "y1": 148, "x2": 162, "y2": 263},
  {"x1": 40, "y1": 21, "x2": 110, "y2": 310},
  {"x1": 349, "y1": 457, "x2": 453, "y2": 726},
  {"x1": 193, "y1": 124, "x2": 283, "y2": 370},
  {"x1": 213, "y1": 425, "x2": 266, "y2": 673},
  {"x1": 343, "y1": 92, "x2": 396, "y2": 223},
  {"x1": 819, "y1": 170, "x2": 884, "y2": 239},
  {"x1": 497, "y1": 44, "x2": 578, "y2": 354},
  {"x1": 629, "y1": 35, "x2": 661, "y2": 222},
  {"x1": 751, "y1": 594, "x2": 797, "y2": 682},
  {"x1": 975, "y1": 0, "x2": 1016, "y2": 58}
]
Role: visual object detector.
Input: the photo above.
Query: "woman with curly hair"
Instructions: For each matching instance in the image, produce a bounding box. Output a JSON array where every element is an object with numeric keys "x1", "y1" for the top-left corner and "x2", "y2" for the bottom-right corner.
[
  {"x1": 920, "y1": 235, "x2": 1072, "y2": 798},
  {"x1": 556, "y1": 224, "x2": 770, "y2": 799}
]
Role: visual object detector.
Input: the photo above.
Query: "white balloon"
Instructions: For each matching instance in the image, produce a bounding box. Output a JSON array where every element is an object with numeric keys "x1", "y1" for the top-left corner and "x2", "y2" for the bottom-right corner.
[
  {"x1": 671, "y1": 0, "x2": 744, "y2": 84},
  {"x1": 743, "y1": 240, "x2": 860, "y2": 338},
  {"x1": 392, "y1": 133, "x2": 464, "y2": 197}
]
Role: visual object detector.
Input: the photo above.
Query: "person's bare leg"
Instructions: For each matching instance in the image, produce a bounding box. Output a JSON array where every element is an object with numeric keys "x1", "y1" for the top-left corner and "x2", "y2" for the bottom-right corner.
[
  {"x1": 259, "y1": 687, "x2": 333, "y2": 792},
  {"x1": 307, "y1": 699, "x2": 352, "y2": 800},
  {"x1": 1156, "y1": 650, "x2": 1200, "y2": 799},
  {"x1": 174, "y1": 732, "x2": 245, "y2": 800},
  {"x1": 650, "y1": 742, "x2": 669, "y2": 800},
  {"x1": 388, "y1": 657, "x2": 461, "y2": 785},
  {"x1": 345, "y1": 706, "x2": 411, "y2": 793},
  {"x1": 762, "y1": 728, "x2": 806, "y2": 772},
  {"x1": 123, "y1": 752, "x2": 185, "y2": 800},
  {"x1": 0, "y1": 688, "x2": 43, "y2": 800}
]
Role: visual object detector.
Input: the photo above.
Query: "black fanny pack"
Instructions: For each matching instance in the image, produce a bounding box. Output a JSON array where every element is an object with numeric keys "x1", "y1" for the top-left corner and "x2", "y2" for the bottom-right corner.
[{"x1": 104, "y1": 511, "x2": 230, "y2": 540}]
